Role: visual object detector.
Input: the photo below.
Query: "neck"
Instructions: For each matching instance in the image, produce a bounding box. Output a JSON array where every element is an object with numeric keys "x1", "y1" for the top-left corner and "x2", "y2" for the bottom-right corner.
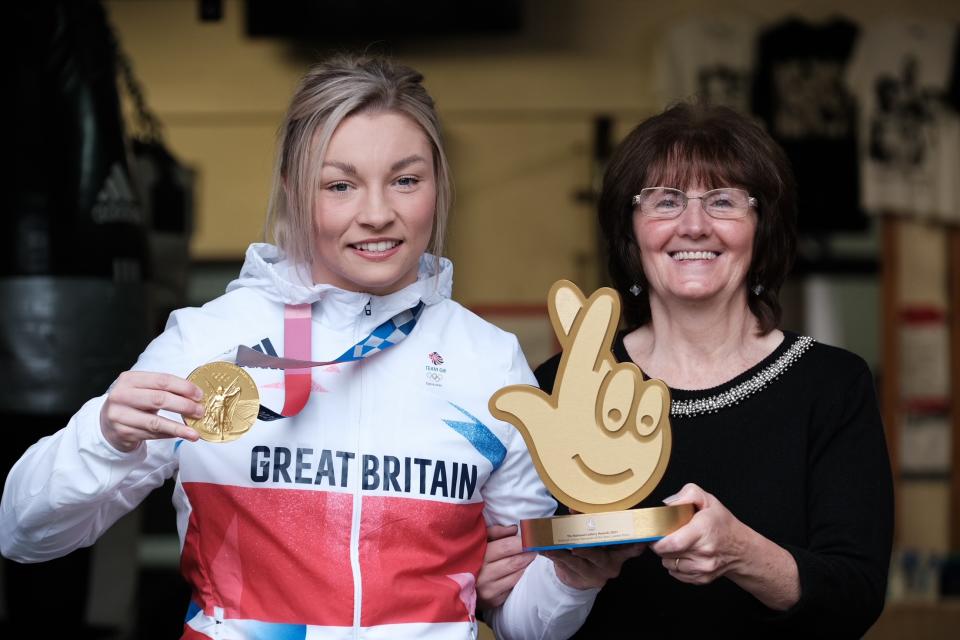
[{"x1": 625, "y1": 291, "x2": 781, "y2": 389}]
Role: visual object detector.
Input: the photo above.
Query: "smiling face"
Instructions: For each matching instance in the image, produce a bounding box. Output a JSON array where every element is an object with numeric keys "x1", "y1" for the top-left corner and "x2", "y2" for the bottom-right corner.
[
  {"x1": 310, "y1": 111, "x2": 437, "y2": 295},
  {"x1": 632, "y1": 182, "x2": 757, "y2": 307}
]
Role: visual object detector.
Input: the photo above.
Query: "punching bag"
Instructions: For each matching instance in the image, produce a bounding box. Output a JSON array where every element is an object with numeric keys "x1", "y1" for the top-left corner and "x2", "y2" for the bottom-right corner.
[
  {"x1": 4, "y1": 0, "x2": 152, "y2": 416},
  {"x1": 4, "y1": 1, "x2": 152, "y2": 634}
]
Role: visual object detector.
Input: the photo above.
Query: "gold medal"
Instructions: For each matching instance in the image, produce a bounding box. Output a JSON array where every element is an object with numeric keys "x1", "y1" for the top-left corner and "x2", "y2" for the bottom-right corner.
[{"x1": 186, "y1": 362, "x2": 260, "y2": 443}]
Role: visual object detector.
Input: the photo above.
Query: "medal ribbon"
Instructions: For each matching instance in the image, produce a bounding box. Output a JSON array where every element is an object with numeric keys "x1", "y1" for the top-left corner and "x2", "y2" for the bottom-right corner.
[
  {"x1": 236, "y1": 301, "x2": 425, "y2": 421},
  {"x1": 281, "y1": 303, "x2": 312, "y2": 417}
]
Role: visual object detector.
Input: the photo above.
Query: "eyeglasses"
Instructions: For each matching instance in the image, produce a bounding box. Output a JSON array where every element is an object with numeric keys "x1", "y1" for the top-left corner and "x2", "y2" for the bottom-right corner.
[{"x1": 632, "y1": 187, "x2": 757, "y2": 220}]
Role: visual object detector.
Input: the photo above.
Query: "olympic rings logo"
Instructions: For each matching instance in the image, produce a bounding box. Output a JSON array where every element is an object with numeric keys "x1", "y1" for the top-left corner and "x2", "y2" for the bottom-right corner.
[{"x1": 426, "y1": 372, "x2": 443, "y2": 382}]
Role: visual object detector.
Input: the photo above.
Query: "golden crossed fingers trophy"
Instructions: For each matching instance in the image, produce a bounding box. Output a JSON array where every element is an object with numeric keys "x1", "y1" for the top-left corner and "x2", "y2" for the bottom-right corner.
[{"x1": 489, "y1": 280, "x2": 693, "y2": 550}]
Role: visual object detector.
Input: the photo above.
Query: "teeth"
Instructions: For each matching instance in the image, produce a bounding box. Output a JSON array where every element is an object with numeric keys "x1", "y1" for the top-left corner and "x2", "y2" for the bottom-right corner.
[
  {"x1": 672, "y1": 251, "x2": 718, "y2": 261},
  {"x1": 355, "y1": 240, "x2": 399, "y2": 252}
]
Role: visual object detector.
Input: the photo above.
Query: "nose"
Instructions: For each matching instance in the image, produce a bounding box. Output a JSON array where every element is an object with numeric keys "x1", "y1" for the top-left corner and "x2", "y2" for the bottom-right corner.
[
  {"x1": 356, "y1": 188, "x2": 396, "y2": 229},
  {"x1": 675, "y1": 198, "x2": 712, "y2": 237}
]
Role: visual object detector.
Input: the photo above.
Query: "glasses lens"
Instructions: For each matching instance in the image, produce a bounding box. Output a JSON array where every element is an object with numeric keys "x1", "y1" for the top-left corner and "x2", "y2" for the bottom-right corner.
[
  {"x1": 639, "y1": 188, "x2": 685, "y2": 217},
  {"x1": 703, "y1": 189, "x2": 750, "y2": 218}
]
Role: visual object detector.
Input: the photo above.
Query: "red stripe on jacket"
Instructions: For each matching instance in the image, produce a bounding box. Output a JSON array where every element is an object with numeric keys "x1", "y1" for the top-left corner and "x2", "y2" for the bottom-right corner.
[
  {"x1": 181, "y1": 483, "x2": 355, "y2": 625},
  {"x1": 359, "y1": 495, "x2": 485, "y2": 626},
  {"x1": 180, "y1": 483, "x2": 486, "y2": 627}
]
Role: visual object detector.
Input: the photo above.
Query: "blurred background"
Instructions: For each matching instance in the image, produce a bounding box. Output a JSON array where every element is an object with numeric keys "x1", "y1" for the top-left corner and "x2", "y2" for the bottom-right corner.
[{"x1": 3, "y1": 0, "x2": 960, "y2": 637}]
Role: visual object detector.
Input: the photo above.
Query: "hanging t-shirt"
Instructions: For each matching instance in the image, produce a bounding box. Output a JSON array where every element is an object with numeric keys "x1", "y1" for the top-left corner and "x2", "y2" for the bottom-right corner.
[
  {"x1": 752, "y1": 17, "x2": 866, "y2": 234},
  {"x1": 846, "y1": 21, "x2": 960, "y2": 223},
  {"x1": 654, "y1": 17, "x2": 758, "y2": 112}
]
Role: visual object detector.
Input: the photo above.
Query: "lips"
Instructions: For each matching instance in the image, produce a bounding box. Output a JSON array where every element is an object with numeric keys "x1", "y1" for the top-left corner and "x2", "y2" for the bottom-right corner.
[{"x1": 351, "y1": 239, "x2": 401, "y2": 253}]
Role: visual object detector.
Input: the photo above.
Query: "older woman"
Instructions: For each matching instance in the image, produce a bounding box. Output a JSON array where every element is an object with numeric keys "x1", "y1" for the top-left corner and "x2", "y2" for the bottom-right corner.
[
  {"x1": 481, "y1": 103, "x2": 893, "y2": 637},
  {"x1": 0, "y1": 55, "x2": 629, "y2": 639}
]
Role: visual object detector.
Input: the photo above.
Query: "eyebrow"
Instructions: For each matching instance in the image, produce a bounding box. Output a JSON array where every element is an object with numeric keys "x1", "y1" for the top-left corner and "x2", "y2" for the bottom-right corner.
[
  {"x1": 390, "y1": 154, "x2": 428, "y2": 172},
  {"x1": 321, "y1": 154, "x2": 428, "y2": 176},
  {"x1": 322, "y1": 160, "x2": 358, "y2": 176}
]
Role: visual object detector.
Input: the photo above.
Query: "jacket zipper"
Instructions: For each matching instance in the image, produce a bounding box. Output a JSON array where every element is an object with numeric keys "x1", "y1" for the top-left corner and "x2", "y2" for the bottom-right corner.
[
  {"x1": 350, "y1": 299, "x2": 370, "y2": 637},
  {"x1": 213, "y1": 606, "x2": 224, "y2": 638}
]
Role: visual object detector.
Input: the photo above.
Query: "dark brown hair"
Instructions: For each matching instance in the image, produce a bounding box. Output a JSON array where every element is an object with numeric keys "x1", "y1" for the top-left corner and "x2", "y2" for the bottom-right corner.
[{"x1": 598, "y1": 102, "x2": 797, "y2": 333}]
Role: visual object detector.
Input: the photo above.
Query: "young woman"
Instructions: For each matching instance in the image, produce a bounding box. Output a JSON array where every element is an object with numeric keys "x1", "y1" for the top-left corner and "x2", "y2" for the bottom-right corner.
[{"x1": 1, "y1": 55, "x2": 628, "y2": 639}]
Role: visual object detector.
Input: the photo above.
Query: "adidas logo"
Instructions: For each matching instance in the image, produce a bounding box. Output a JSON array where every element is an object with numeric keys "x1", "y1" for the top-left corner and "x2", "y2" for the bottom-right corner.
[
  {"x1": 252, "y1": 338, "x2": 279, "y2": 357},
  {"x1": 91, "y1": 162, "x2": 142, "y2": 224}
]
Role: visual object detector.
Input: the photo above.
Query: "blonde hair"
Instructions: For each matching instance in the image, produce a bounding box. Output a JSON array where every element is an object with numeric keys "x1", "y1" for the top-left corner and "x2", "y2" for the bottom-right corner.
[{"x1": 265, "y1": 54, "x2": 452, "y2": 269}]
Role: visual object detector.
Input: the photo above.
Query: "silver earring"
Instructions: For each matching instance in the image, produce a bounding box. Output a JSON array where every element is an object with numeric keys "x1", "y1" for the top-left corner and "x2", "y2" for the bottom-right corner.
[
  {"x1": 751, "y1": 284, "x2": 764, "y2": 295},
  {"x1": 629, "y1": 284, "x2": 642, "y2": 296}
]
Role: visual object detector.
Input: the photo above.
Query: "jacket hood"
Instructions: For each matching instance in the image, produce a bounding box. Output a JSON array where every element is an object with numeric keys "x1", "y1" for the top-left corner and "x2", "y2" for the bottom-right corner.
[{"x1": 226, "y1": 243, "x2": 452, "y2": 312}]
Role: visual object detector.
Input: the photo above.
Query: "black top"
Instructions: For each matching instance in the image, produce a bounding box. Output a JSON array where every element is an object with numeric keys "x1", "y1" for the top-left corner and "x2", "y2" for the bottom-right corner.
[{"x1": 534, "y1": 331, "x2": 893, "y2": 638}]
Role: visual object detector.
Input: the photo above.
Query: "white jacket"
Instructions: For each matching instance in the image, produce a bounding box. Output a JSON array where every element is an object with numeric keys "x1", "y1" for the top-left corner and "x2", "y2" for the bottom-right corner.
[{"x1": 1, "y1": 244, "x2": 596, "y2": 639}]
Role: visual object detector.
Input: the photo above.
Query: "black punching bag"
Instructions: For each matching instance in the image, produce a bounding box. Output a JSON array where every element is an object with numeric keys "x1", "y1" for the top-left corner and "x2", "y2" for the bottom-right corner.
[
  {"x1": 3, "y1": 0, "x2": 151, "y2": 634},
  {"x1": 4, "y1": 0, "x2": 151, "y2": 415}
]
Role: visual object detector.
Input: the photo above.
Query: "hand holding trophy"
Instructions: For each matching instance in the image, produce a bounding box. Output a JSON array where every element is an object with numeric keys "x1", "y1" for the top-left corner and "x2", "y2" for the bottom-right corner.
[{"x1": 490, "y1": 280, "x2": 693, "y2": 550}]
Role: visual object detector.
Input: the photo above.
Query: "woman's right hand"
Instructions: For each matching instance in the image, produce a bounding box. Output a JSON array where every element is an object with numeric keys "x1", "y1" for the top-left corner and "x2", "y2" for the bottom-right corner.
[{"x1": 100, "y1": 371, "x2": 205, "y2": 452}]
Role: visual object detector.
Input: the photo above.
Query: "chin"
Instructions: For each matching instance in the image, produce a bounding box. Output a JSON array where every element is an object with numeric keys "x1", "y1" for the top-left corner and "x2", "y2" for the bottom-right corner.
[{"x1": 669, "y1": 284, "x2": 718, "y2": 298}]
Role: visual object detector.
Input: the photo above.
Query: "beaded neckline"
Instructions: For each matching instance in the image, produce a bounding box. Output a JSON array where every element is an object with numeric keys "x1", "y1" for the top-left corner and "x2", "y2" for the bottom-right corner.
[{"x1": 667, "y1": 335, "x2": 815, "y2": 418}]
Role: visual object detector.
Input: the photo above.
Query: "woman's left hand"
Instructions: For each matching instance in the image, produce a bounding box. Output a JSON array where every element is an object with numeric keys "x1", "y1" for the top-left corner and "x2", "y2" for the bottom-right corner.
[
  {"x1": 543, "y1": 543, "x2": 645, "y2": 590},
  {"x1": 651, "y1": 483, "x2": 750, "y2": 585},
  {"x1": 650, "y1": 483, "x2": 801, "y2": 610}
]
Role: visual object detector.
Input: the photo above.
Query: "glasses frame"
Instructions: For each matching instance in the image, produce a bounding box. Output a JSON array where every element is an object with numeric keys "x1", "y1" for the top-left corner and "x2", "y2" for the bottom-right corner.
[{"x1": 631, "y1": 187, "x2": 758, "y2": 220}]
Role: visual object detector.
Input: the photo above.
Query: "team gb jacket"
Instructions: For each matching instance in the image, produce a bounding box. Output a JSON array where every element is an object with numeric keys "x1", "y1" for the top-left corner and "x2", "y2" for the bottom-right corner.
[{"x1": 1, "y1": 243, "x2": 598, "y2": 639}]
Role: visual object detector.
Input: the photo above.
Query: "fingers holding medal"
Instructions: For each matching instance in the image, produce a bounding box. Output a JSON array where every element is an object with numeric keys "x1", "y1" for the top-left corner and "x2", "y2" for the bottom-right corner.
[
  {"x1": 100, "y1": 363, "x2": 260, "y2": 452},
  {"x1": 186, "y1": 362, "x2": 260, "y2": 443},
  {"x1": 100, "y1": 370, "x2": 207, "y2": 452}
]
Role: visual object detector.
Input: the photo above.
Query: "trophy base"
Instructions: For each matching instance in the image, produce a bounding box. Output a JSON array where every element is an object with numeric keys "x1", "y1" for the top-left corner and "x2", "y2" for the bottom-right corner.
[{"x1": 520, "y1": 504, "x2": 695, "y2": 551}]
